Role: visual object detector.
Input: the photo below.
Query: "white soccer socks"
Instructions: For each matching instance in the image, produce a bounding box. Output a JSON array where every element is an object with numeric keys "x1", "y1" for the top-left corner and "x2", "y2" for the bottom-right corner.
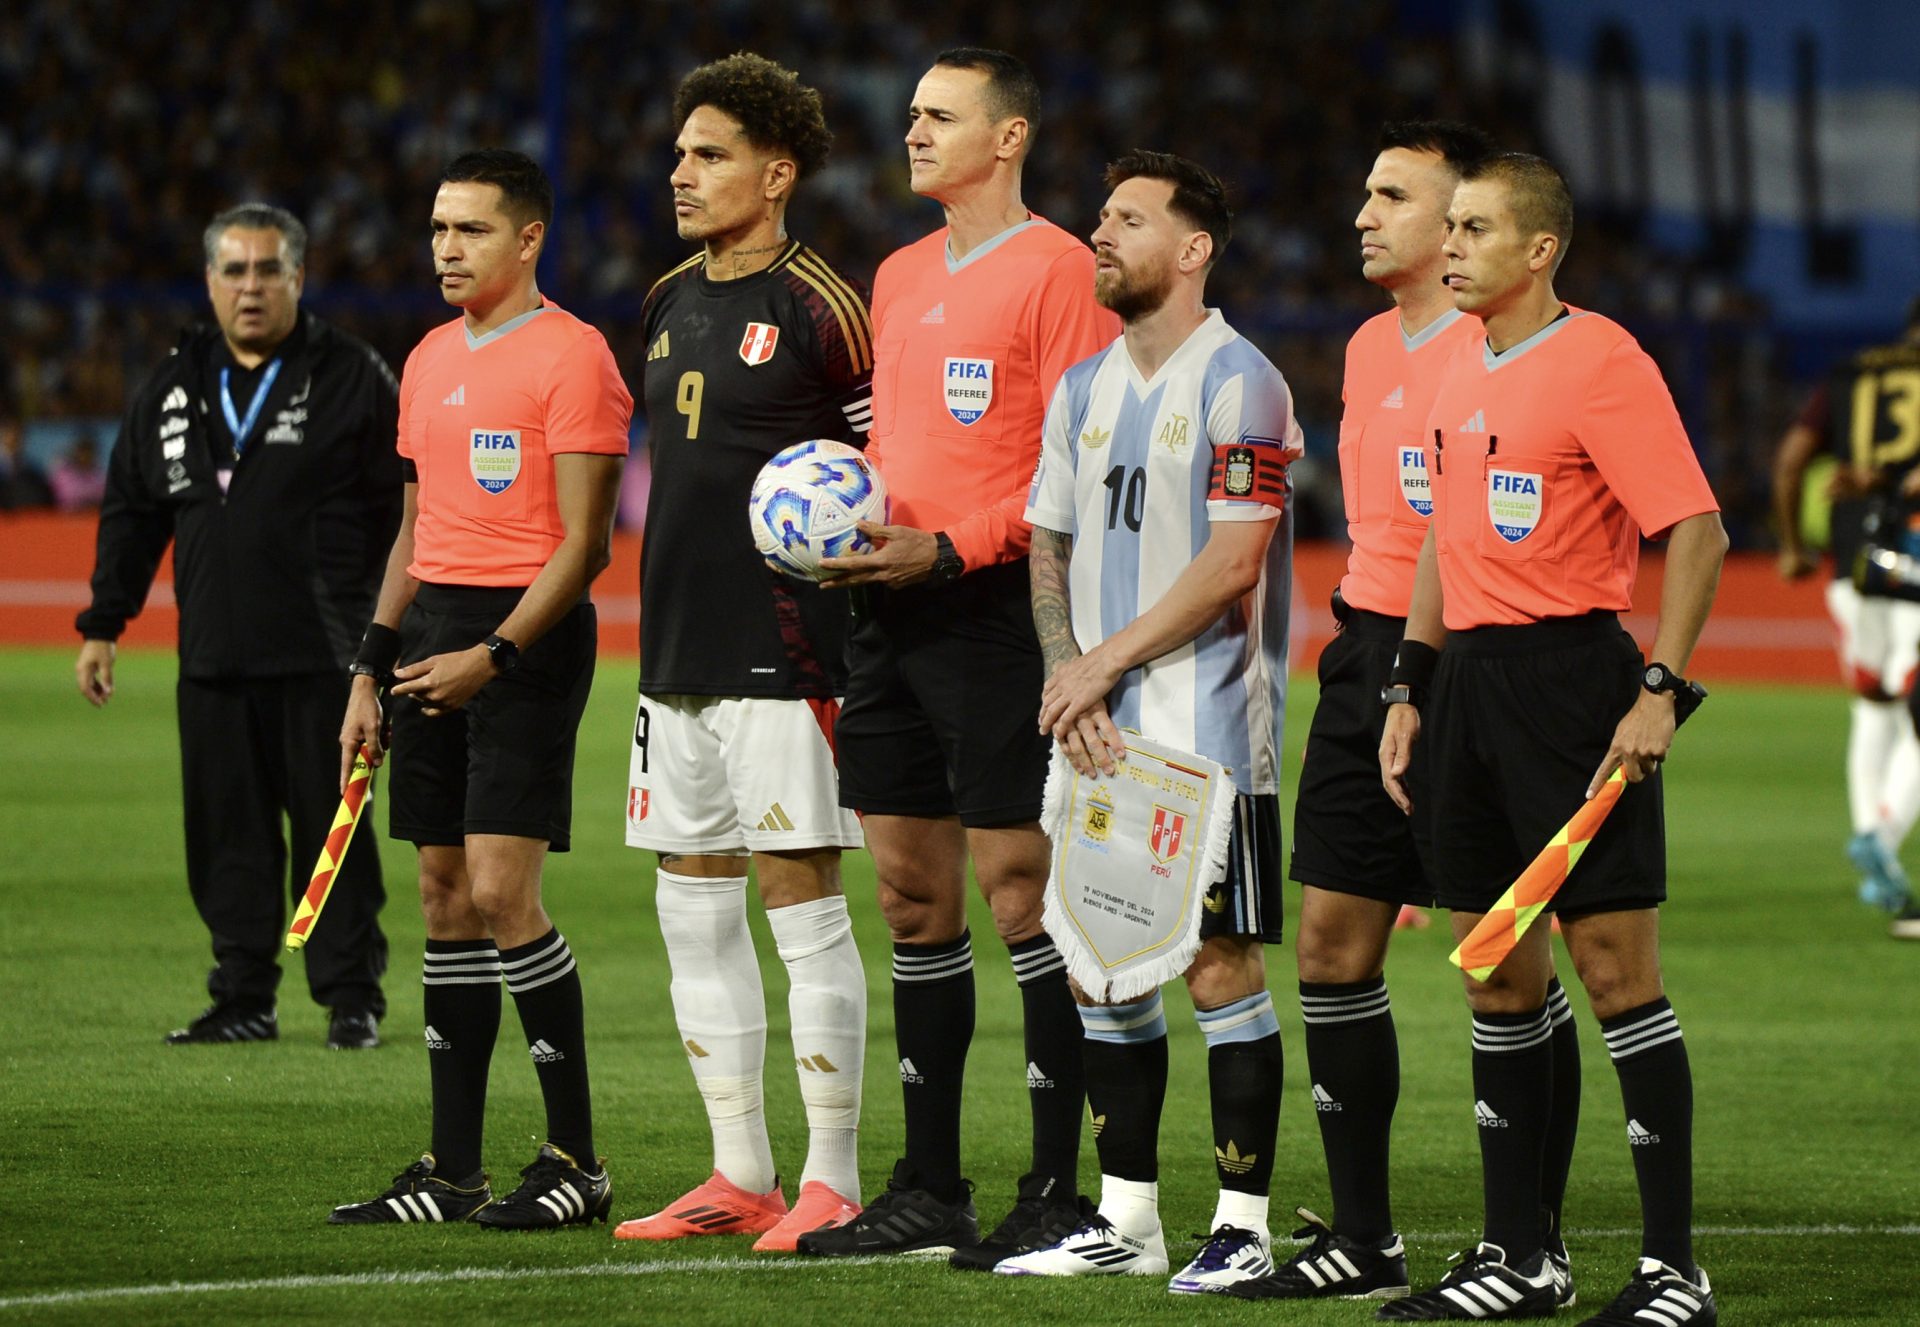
[
  {"x1": 767, "y1": 894, "x2": 866, "y2": 1200},
  {"x1": 656, "y1": 869, "x2": 775, "y2": 1194}
]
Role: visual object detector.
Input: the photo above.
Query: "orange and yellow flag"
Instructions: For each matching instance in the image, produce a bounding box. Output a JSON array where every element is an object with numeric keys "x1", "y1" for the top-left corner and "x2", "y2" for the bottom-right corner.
[
  {"x1": 285, "y1": 746, "x2": 375, "y2": 952},
  {"x1": 1449, "y1": 768, "x2": 1627, "y2": 981}
]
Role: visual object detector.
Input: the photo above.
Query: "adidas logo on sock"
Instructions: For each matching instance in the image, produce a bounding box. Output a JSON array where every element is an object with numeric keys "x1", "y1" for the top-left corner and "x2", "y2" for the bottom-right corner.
[
  {"x1": 1215, "y1": 1140, "x2": 1258, "y2": 1174},
  {"x1": 424, "y1": 1025, "x2": 452, "y2": 1050},
  {"x1": 1312, "y1": 1083, "x2": 1343, "y2": 1113},
  {"x1": 899, "y1": 1057, "x2": 925, "y2": 1084},
  {"x1": 684, "y1": 1038, "x2": 709, "y2": 1058},
  {"x1": 1475, "y1": 1099, "x2": 1508, "y2": 1128},
  {"x1": 443, "y1": 384, "x2": 466, "y2": 406},
  {"x1": 796, "y1": 1053, "x2": 840, "y2": 1073},
  {"x1": 530, "y1": 1038, "x2": 564, "y2": 1063},
  {"x1": 1627, "y1": 1118, "x2": 1661, "y2": 1145},
  {"x1": 1026, "y1": 1060, "x2": 1055, "y2": 1089},
  {"x1": 920, "y1": 302, "x2": 946, "y2": 324},
  {"x1": 1458, "y1": 408, "x2": 1487, "y2": 433},
  {"x1": 1380, "y1": 384, "x2": 1405, "y2": 409}
]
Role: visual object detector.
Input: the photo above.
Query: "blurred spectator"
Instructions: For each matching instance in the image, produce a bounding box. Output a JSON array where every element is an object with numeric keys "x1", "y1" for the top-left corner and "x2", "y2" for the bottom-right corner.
[
  {"x1": 0, "y1": 418, "x2": 55, "y2": 509},
  {"x1": 48, "y1": 432, "x2": 106, "y2": 511}
]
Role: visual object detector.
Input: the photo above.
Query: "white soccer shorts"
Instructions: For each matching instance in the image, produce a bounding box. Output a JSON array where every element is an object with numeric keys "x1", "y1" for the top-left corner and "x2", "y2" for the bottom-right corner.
[
  {"x1": 1826, "y1": 579, "x2": 1920, "y2": 697},
  {"x1": 624, "y1": 693, "x2": 863, "y2": 854}
]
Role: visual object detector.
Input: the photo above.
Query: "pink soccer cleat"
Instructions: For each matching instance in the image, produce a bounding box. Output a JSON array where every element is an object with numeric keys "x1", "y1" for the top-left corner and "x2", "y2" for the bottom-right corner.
[
  {"x1": 752, "y1": 1180, "x2": 863, "y2": 1252},
  {"x1": 613, "y1": 1170, "x2": 787, "y2": 1240}
]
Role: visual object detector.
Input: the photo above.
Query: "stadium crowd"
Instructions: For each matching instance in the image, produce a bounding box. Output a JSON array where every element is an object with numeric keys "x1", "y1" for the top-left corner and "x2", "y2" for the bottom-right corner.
[{"x1": 0, "y1": 0, "x2": 1788, "y2": 540}]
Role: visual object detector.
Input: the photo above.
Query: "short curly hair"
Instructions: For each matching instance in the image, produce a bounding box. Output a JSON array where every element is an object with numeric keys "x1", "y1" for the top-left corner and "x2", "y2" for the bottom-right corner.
[{"x1": 673, "y1": 52, "x2": 833, "y2": 181}]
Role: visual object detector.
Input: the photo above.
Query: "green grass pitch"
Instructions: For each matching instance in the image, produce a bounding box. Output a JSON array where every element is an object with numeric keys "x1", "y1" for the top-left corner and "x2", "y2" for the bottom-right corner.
[{"x1": 0, "y1": 645, "x2": 1915, "y2": 1324}]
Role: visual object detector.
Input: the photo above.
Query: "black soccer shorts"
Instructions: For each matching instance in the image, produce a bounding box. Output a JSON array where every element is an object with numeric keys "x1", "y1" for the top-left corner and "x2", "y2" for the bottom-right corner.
[
  {"x1": 836, "y1": 562, "x2": 1052, "y2": 826},
  {"x1": 388, "y1": 584, "x2": 597, "y2": 851},
  {"x1": 1425, "y1": 613, "x2": 1666, "y2": 917},
  {"x1": 1289, "y1": 601, "x2": 1437, "y2": 907},
  {"x1": 1202, "y1": 793, "x2": 1286, "y2": 944}
]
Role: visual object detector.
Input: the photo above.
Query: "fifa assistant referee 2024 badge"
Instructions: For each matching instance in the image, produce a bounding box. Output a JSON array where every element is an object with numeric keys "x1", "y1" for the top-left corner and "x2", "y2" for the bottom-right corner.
[{"x1": 1037, "y1": 732, "x2": 1235, "y2": 1002}]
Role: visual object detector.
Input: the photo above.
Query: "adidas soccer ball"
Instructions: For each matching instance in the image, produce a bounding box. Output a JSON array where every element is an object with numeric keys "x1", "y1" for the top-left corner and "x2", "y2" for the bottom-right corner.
[{"x1": 747, "y1": 440, "x2": 890, "y2": 581}]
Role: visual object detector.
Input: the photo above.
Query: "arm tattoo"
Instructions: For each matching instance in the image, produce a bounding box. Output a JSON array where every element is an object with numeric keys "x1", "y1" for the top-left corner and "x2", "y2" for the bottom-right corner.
[{"x1": 1030, "y1": 527, "x2": 1078, "y2": 678}]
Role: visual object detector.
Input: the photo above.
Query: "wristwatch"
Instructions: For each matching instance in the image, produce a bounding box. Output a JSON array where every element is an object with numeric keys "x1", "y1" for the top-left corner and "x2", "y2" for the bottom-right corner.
[
  {"x1": 1379, "y1": 683, "x2": 1420, "y2": 709},
  {"x1": 1643, "y1": 661, "x2": 1709, "y2": 727},
  {"x1": 928, "y1": 532, "x2": 965, "y2": 585},
  {"x1": 1642, "y1": 662, "x2": 1685, "y2": 696},
  {"x1": 482, "y1": 634, "x2": 521, "y2": 675}
]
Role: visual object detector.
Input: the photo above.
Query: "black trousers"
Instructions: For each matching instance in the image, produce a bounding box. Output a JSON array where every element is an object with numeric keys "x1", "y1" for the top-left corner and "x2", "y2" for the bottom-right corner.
[{"x1": 177, "y1": 672, "x2": 387, "y2": 1016}]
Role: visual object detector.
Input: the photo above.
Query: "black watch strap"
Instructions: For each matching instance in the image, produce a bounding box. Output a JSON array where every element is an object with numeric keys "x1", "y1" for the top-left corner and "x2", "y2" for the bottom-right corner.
[
  {"x1": 483, "y1": 634, "x2": 520, "y2": 675},
  {"x1": 1380, "y1": 682, "x2": 1421, "y2": 710},
  {"x1": 929, "y1": 532, "x2": 965, "y2": 584}
]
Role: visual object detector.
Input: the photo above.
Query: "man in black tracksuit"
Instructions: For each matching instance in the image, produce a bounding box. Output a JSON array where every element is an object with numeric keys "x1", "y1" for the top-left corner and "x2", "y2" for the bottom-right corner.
[{"x1": 75, "y1": 204, "x2": 402, "y2": 1048}]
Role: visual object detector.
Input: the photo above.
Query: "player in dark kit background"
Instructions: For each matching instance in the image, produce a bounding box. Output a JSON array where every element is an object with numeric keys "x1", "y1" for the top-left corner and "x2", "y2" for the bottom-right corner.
[{"x1": 614, "y1": 53, "x2": 876, "y2": 1254}]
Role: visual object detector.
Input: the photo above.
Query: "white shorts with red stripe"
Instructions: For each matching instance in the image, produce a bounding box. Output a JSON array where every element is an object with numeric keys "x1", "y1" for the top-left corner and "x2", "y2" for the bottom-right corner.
[
  {"x1": 1826, "y1": 579, "x2": 1920, "y2": 698},
  {"x1": 624, "y1": 693, "x2": 863, "y2": 854}
]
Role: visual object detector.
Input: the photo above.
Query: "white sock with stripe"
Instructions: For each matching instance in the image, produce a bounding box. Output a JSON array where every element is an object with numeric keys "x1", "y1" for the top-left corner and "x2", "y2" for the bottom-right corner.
[
  {"x1": 656, "y1": 869, "x2": 775, "y2": 1195},
  {"x1": 768, "y1": 894, "x2": 865, "y2": 1199}
]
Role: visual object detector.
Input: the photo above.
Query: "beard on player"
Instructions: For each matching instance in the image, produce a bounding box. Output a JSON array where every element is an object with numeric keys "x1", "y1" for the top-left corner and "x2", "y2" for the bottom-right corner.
[{"x1": 1096, "y1": 253, "x2": 1176, "y2": 323}]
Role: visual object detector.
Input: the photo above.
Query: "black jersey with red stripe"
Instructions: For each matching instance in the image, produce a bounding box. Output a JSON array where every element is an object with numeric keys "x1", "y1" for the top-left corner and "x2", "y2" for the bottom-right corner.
[{"x1": 639, "y1": 241, "x2": 874, "y2": 697}]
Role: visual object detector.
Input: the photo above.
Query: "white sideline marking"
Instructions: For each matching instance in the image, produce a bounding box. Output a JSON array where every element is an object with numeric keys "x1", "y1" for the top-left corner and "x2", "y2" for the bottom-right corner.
[{"x1": 3, "y1": 1228, "x2": 1917, "y2": 1311}]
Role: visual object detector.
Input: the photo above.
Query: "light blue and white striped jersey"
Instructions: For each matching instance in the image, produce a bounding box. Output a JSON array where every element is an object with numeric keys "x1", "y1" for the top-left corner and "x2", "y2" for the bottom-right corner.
[{"x1": 1026, "y1": 310, "x2": 1301, "y2": 795}]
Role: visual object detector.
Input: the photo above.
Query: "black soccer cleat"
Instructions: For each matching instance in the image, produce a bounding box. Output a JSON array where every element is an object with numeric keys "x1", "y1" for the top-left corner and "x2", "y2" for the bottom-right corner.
[
  {"x1": 796, "y1": 1159, "x2": 979, "y2": 1257},
  {"x1": 1546, "y1": 1232, "x2": 1576, "y2": 1308},
  {"x1": 1376, "y1": 1243, "x2": 1558, "y2": 1320},
  {"x1": 1577, "y1": 1259, "x2": 1716, "y2": 1326},
  {"x1": 327, "y1": 1008, "x2": 380, "y2": 1050},
  {"x1": 1230, "y1": 1207, "x2": 1411, "y2": 1300},
  {"x1": 329, "y1": 1153, "x2": 492, "y2": 1224},
  {"x1": 473, "y1": 1143, "x2": 611, "y2": 1230},
  {"x1": 949, "y1": 1171, "x2": 1091, "y2": 1271},
  {"x1": 164, "y1": 1004, "x2": 277, "y2": 1045}
]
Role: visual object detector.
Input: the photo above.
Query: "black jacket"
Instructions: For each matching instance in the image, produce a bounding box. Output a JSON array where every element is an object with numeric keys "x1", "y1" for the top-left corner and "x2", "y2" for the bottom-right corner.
[{"x1": 78, "y1": 313, "x2": 403, "y2": 678}]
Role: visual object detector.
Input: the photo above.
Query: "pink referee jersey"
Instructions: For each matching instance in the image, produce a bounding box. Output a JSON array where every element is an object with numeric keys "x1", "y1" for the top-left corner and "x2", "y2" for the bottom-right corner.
[
  {"x1": 398, "y1": 300, "x2": 632, "y2": 586},
  {"x1": 866, "y1": 218, "x2": 1117, "y2": 571},
  {"x1": 1422, "y1": 307, "x2": 1719, "y2": 630},
  {"x1": 1337, "y1": 307, "x2": 1477, "y2": 616}
]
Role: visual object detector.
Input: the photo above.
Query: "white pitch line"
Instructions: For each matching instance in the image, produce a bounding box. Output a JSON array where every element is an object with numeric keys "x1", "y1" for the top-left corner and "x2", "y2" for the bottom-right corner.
[{"x1": 3, "y1": 1228, "x2": 1916, "y2": 1312}]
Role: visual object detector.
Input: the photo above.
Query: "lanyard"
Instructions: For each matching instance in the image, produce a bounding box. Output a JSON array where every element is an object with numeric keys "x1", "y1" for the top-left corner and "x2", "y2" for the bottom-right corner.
[{"x1": 220, "y1": 358, "x2": 282, "y2": 460}]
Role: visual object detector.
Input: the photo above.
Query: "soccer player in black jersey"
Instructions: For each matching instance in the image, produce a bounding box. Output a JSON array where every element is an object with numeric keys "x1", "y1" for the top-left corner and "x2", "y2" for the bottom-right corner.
[{"x1": 611, "y1": 53, "x2": 877, "y2": 1253}]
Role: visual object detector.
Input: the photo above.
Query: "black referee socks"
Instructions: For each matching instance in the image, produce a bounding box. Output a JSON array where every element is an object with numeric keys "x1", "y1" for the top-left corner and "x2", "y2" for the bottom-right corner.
[
  {"x1": 421, "y1": 939, "x2": 502, "y2": 1183},
  {"x1": 1543, "y1": 977, "x2": 1583, "y2": 1245},
  {"x1": 1300, "y1": 977, "x2": 1399, "y2": 1242},
  {"x1": 1603, "y1": 997, "x2": 1695, "y2": 1276},
  {"x1": 1471, "y1": 1003, "x2": 1555, "y2": 1257},
  {"x1": 892, "y1": 932, "x2": 975, "y2": 1201},
  {"x1": 1009, "y1": 933, "x2": 1084, "y2": 1196},
  {"x1": 501, "y1": 929, "x2": 595, "y2": 1166}
]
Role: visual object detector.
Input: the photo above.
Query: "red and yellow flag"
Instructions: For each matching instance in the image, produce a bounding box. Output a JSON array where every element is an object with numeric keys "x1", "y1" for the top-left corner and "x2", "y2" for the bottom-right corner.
[
  {"x1": 1450, "y1": 768, "x2": 1627, "y2": 981},
  {"x1": 285, "y1": 745, "x2": 376, "y2": 952}
]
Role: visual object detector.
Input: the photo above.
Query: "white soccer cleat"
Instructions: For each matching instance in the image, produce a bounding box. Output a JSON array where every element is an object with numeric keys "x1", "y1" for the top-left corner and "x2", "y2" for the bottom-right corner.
[
  {"x1": 995, "y1": 1214, "x2": 1170, "y2": 1277},
  {"x1": 1169, "y1": 1223, "x2": 1273, "y2": 1293}
]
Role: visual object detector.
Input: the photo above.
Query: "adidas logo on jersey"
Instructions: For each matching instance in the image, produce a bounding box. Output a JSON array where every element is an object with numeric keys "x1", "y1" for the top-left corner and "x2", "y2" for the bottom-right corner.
[
  {"x1": 1026, "y1": 1061, "x2": 1055, "y2": 1089},
  {"x1": 899, "y1": 1057, "x2": 925, "y2": 1084},
  {"x1": 1627, "y1": 1118, "x2": 1662, "y2": 1145},
  {"x1": 757, "y1": 803, "x2": 795, "y2": 832},
  {"x1": 1312, "y1": 1083, "x2": 1343, "y2": 1112},
  {"x1": 1215, "y1": 1141, "x2": 1258, "y2": 1174},
  {"x1": 1380, "y1": 385, "x2": 1405, "y2": 409},
  {"x1": 796, "y1": 1053, "x2": 840, "y2": 1073},
  {"x1": 647, "y1": 330, "x2": 671, "y2": 361},
  {"x1": 424, "y1": 1025, "x2": 452, "y2": 1051},
  {"x1": 530, "y1": 1038, "x2": 564, "y2": 1063},
  {"x1": 161, "y1": 386, "x2": 190, "y2": 412},
  {"x1": 920, "y1": 303, "x2": 946, "y2": 324},
  {"x1": 1475, "y1": 1099, "x2": 1508, "y2": 1128},
  {"x1": 443, "y1": 384, "x2": 466, "y2": 406},
  {"x1": 1458, "y1": 408, "x2": 1487, "y2": 433}
]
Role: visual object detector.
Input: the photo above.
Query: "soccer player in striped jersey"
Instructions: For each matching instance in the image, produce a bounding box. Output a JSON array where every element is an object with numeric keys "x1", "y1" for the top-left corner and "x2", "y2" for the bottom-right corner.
[
  {"x1": 1235, "y1": 122, "x2": 1580, "y2": 1309},
  {"x1": 1000, "y1": 150, "x2": 1298, "y2": 1296},
  {"x1": 611, "y1": 54, "x2": 875, "y2": 1254}
]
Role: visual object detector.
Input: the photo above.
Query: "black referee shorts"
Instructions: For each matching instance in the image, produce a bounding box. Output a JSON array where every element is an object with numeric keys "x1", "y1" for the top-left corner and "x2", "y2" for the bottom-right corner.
[
  {"x1": 1203, "y1": 793, "x2": 1286, "y2": 944},
  {"x1": 1289, "y1": 598, "x2": 1436, "y2": 907},
  {"x1": 836, "y1": 562, "x2": 1051, "y2": 826},
  {"x1": 388, "y1": 583, "x2": 597, "y2": 852},
  {"x1": 1426, "y1": 613, "x2": 1665, "y2": 916}
]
